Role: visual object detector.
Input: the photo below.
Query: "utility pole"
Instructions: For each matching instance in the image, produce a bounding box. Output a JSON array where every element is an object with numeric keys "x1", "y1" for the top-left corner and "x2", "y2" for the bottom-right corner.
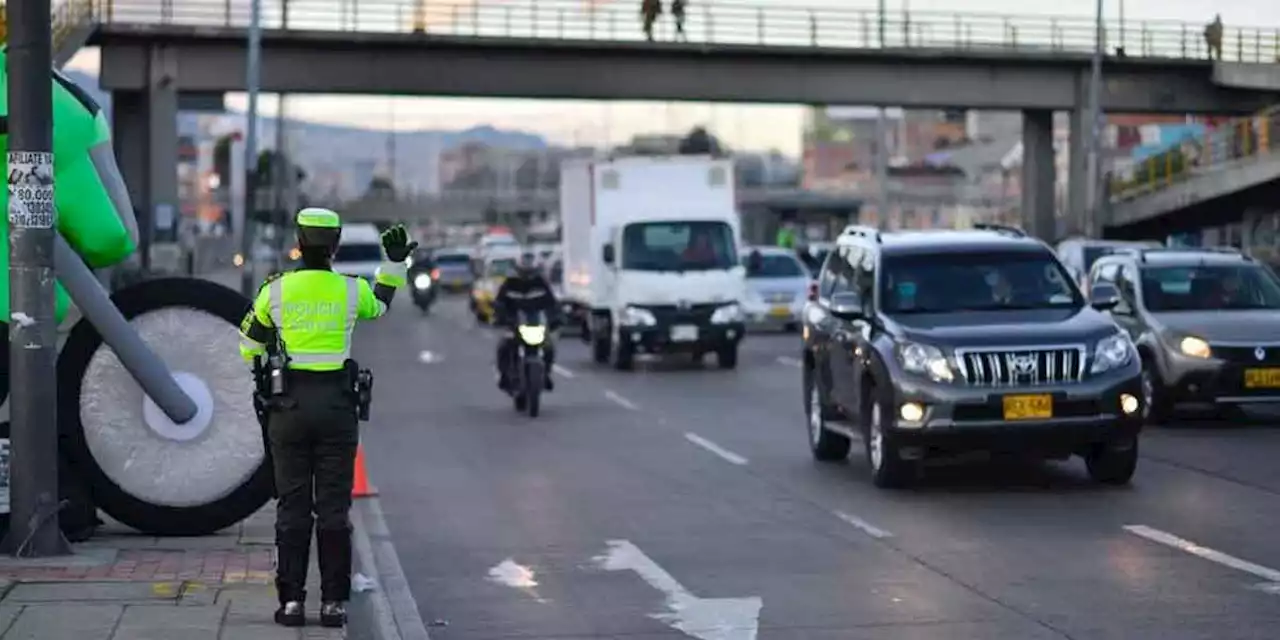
[
  {"x1": 1084, "y1": 0, "x2": 1104, "y2": 237},
  {"x1": 239, "y1": 0, "x2": 263, "y2": 297},
  {"x1": 4, "y1": 0, "x2": 70, "y2": 556}
]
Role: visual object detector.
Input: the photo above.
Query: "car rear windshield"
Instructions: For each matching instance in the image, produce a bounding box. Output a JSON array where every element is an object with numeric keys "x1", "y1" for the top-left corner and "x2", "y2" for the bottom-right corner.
[
  {"x1": 744, "y1": 253, "x2": 806, "y2": 278},
  {"x1": 334, "y1": 244, "x2": 382, "y2": 262},
  {"x1": 881, "y1": 251, "x2": 1081, "y2": 314},
  {"x1": 435, "y1": 253, "x2": 471, "y2": 265},
  {"x1": 1140, "y1": 264, "x2": 1280, "y2": 311}
]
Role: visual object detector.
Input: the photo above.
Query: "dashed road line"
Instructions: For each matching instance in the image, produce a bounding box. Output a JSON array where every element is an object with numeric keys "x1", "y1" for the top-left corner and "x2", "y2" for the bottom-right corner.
[
  {"x1": 603, "y1": 390, "x2": 639, "y2": 411},
  {"x1": 553, "y1": 364, "x2": 576, "y2": 378},
  {"x1": 833, "y1": 510, "x2": 893, "y2": 539},
  {"x1": 1124, "y1": 524, "x2": 1280, "y2": 583},
  {"x1": 776, "y1": 356, "x2": 803, "y2": 368},
  {"x1": 683, "y1": 432, "x2": 749, "y2": 466}
]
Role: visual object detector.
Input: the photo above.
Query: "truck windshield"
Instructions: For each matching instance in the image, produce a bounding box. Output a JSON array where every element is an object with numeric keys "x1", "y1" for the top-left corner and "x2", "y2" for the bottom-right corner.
[
  {"x1": 881, "y1": 251, "x2": 1082, "y2": 314},
  {"x1": 1140, "y1": 265, "x2": 1280, "y2": 311},
  {"x1": 621, "y1": 221, "x2": 737, "y2": 272},
  {"x1": 335, "y1": 244, "x2": 382, "y2": 263}
]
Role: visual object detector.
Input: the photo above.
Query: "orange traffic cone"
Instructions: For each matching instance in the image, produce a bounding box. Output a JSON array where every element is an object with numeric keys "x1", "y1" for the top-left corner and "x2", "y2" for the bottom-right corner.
[{"x1": 352, "y1": 441, "x2": 378, "y2": 498}]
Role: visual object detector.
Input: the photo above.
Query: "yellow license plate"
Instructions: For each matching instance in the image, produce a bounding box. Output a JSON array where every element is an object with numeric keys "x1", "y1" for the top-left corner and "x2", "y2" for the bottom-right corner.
[
  {"x1": 1244, "y1": 368, "x2": 1280, "y2": 388},
  {"x1": 768, "y1": 305, "x2": 791, "y2": 317},
  {"x1": 1002, "y1": 394, "x2": 1053, "y2": 420}
]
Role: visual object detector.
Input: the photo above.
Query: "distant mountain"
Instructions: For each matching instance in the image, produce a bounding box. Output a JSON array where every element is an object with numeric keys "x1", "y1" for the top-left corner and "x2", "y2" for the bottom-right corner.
[{"x1": 59, "y1": 70, "x2": 551, "y2": 198}]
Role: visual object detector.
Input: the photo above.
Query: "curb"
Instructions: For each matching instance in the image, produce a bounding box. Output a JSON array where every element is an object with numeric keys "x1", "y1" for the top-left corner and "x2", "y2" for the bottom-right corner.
[{"x1": 351, "y1": 496, "x2": 431, "y2": 640}]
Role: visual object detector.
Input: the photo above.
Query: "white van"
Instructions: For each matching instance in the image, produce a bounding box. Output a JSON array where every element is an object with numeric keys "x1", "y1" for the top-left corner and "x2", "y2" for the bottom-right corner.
[{"x1": 332, "y1": 223, "x2": 383, "y2": 281}]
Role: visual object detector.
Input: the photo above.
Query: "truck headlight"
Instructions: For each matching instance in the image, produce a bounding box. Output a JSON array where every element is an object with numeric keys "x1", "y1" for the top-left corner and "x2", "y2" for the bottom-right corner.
[
  {"x1": 621, "y1": 306, "x2": 657, "y2": 327},
  {"x1": 710, "y1": 303, "x2": 743, "y2": 324},
  {"x1": 413, "y1": 273, "x2": 432, "y2": 290},
  {"x1": 896, "y1": 341, "x2": 953, "y2": 382},
  {"x1": 1091, "y1": 333, "x2": 1134, "y2": 374}
]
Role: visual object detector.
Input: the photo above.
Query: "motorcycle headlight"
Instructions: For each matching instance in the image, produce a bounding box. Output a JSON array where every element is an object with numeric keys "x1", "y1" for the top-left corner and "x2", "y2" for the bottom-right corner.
[
  {"x1": 896, "y1": 341, "x2": 954, "y2": 382},
  {"x1": 710, "y1": 303, "x2": 743, "y2": 324},
  {"x1": 621, "y1": 306, "x2": 657, "y2": 327},
  {"x1": 1091, "y1": 332, "x2": 1134, "y2": 374},
  {"x1": 518, "y1": 325, "x2": 547, "y2": 346},
  {"x1": 413, "y1": 273, "x2": 432, "y2": 290}
]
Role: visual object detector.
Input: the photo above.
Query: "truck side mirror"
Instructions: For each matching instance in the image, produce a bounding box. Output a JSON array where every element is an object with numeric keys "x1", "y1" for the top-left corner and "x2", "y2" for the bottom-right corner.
[{"x1": 602, "y1": 243, "x2": 615, "y2": 265}]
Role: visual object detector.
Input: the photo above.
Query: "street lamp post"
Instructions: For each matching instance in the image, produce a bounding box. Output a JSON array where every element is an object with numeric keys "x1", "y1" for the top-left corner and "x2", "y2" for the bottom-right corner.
[
  {"x1": 4, "y1": 0, "x2": 71, "y2": 557},
  {"x1": 239, "y1": 0, "x2": 263, "y2": 297},
  {"x1": 1084, "y1": 0, "x2": 1105, "y2": 237}
]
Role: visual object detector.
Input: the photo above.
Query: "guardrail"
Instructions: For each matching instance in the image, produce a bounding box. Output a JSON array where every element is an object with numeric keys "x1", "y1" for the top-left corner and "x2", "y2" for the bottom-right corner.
[
  {"x1": 1109, "y1": 105, "x2": 1280, "y2": 202},
  {"x1": 93, "y1": 0, "x2": 1280, "y2": 62}
]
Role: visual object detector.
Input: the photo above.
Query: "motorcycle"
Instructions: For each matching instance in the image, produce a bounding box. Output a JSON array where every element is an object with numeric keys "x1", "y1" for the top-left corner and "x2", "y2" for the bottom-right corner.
[
  {"x1": 504, "y1": 308, "x2": 550, "y2": 418},
  {"x1": 410, "y1": 268, "x2": 437, "y2": 314}
]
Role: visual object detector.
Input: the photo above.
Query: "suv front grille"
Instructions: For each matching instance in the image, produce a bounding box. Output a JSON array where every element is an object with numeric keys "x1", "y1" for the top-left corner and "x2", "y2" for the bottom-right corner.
[
  {"x1": 957, "y1": 347, "x2": 1085, "y2": 386},
  {"x1": 1211, "y1": 344, "x2": 1280, "y2": 365}
]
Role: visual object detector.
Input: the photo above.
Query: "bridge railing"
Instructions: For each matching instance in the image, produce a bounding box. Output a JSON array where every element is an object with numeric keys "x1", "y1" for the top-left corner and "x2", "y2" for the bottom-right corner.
[
  {"x1": 1109, "y1": 105, "x2": 1280, "y2": 202},
  {"x1": 94, "y1": 0, "x2": 1280, "y2": 62}
]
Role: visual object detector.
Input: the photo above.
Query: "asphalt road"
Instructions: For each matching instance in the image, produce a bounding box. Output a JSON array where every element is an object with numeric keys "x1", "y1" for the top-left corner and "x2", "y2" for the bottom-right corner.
[{"x1": 354, "y1": 295, "x2": 1280, "y2": 640}]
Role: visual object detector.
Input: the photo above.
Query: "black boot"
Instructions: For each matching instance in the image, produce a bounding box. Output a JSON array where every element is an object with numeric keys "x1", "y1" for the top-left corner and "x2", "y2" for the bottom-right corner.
[
  {"x1": 274, "y1": 601, "x2": 305, "y2": 627},
  {"x1": 320, "y1": 601, "x2": 347, "y2": 628}
]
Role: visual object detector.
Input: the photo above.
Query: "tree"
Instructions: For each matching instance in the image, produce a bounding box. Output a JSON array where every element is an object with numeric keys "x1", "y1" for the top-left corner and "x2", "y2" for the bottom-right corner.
[
  {"x1": 678, "y1": 126, "x2": 724, "y2": 156},
  {"x1": 364, "y1": 175, "x2": 396, "y2": 200},
  {"x1": 254, "y1": 149, "x2": 307, "y2": 185}
]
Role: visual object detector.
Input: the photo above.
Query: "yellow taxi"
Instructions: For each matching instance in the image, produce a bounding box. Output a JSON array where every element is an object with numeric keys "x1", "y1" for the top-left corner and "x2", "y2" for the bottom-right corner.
[{"x1": 469, "y1": 253, "x2": 520, "y2": 324}]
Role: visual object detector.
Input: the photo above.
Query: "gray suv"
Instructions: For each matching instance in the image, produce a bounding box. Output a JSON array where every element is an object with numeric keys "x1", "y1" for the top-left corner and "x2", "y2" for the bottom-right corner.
[{"x1": 801, "y1": 225, "x2": 1144, "y2": 488}]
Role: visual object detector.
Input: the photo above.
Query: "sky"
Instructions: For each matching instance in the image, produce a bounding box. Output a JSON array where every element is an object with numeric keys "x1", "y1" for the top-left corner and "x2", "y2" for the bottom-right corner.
[{"x1": 66, "y1": 0, "x2": 1280, "y2": 157}]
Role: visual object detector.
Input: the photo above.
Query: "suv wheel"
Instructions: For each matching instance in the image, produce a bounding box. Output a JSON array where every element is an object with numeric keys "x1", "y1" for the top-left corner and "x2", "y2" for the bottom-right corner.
[
  {"x1": 1140, "y1": 363, "x2": 1173, "y2": 425},
  {"x1": 863, "y1": 385, "x2": 910, "y2": 488},
  {"x1": 1085, "y1": 438, "x2": 1138, "y2": 485},
  {"x1": 805, "y1": 372, "x2": 850, "y2": 462}
]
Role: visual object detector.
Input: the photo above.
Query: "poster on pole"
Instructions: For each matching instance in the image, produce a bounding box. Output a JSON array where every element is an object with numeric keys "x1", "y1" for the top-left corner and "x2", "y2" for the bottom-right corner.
[
  {"x1": 7, "y1": 151, "x2": 55, "y2": 229},
  {"x1": 0, "y1": 437, "x2": 10, "y2": 514}
]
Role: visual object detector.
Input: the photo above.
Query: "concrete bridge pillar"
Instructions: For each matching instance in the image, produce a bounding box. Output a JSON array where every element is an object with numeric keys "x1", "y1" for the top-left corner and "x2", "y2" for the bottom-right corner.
[
  {"x1": 110, "y1": 44, "x2": 180, "y2": 267},
  {"x1": 1021, "y1": 109, "x2": 1056, "y2": 243}
]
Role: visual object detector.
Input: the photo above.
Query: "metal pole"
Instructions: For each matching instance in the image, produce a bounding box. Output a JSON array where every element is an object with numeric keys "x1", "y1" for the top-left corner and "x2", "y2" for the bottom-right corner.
[
  {"x1": 3, "y1": 0, "x2": 70, "y2": 556},
  {"x1": 875, "y1": 108, "x2": 890, "y2": 230},
  {"x1": 1084, "y1": 0, "x2": 1104, "y2": 237},
  {"x1": 877, "y1": 0, "x2": 885, "y2": 46},
  {"x1": 239, "y1": 0, "x2": 262, "y2": 297},
  {"x1": 1118, "y1": 0, "x2": 1125, "y2": 52}
]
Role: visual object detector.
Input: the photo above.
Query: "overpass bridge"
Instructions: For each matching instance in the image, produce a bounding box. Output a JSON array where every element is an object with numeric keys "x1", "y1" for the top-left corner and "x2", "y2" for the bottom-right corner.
[
  {"x1": 17, "y1": 0, "x2": 1280, "y2": 244},
  {"x1": 1105, "y1": 105, "x2": 1280, "y2": 243}
]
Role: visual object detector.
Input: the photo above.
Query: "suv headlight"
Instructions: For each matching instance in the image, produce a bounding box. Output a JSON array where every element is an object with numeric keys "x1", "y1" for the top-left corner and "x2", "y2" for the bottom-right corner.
[
  {"x1": 1091, "y1": 333, "x2": 1134, "y2": 374},
  {"x1": 897, "y1": 341, "x2": 954, "y2": 382},
  {"x1": 1177, "y1": 335, "x2": 1212, "y2": 359},
  {"x1": 710, "y1": 303, "x2": 743, "y2": 324},
  {"x1": 621, "y1": 306, "x2": 657, "y2": 327}
]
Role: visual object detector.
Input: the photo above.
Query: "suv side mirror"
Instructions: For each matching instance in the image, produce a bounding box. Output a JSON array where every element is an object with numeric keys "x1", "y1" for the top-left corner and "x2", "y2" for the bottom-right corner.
[
  {"x1": 1089, "y1": 283, "x2": 1122, "y2": 311},
  {"x1": 828, "y1": 291, "x2": 865, "y2": 320},
  {"x1": 602, "y1": 243, "x2": 615, "y2": 265}
]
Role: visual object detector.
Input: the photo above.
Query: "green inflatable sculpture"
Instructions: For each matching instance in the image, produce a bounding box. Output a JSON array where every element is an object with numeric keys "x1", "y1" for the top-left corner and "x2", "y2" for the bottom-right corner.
[{"x1": 0, "y1": 50, "x2": 138, "y2": 322}]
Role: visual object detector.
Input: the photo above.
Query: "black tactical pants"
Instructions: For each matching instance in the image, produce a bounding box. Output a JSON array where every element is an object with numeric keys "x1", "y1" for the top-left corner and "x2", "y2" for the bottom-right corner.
[{"x1": 268, "y1": 371, "x2": 358, "y2": 604}]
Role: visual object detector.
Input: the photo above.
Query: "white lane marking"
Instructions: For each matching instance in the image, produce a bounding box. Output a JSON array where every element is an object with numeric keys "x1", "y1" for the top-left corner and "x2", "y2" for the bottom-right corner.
[
  {"x1": 684, "y1": 432, "x2": 749, "y2": 466},
  {"x1": 1124, "y1": 525, "x2": 1280, "y2": 583},
  {"x1": 593, "y1": 540, "x2": 762, "y2": 640},
  {"x1": 487, "y1": 558, "x2": 546, "y2": 603},
  {"x1": 833, "y1": 510, "x2": 893, "y2": 539},
  {"x1": 417, "y1": 350, "x2": 443, "y2": 364},
  {"x1": 603, "y1": 390, "x2": 639, "y2": 411},
  {"x1": 776, "y1": 355, "x2": 803, "y2": 368},
  {"x1": 553, "y1": 364, "x2": 576, "y2": 378}
]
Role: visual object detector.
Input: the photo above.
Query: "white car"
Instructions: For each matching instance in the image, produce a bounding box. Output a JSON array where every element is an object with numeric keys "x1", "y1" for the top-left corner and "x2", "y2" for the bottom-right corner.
[
  {"x1": 741, "y1": 246, "x2": 810, "y2": 332},
  {"x1": 332, "y1": 223, "x2": 384, "y2": 282}
]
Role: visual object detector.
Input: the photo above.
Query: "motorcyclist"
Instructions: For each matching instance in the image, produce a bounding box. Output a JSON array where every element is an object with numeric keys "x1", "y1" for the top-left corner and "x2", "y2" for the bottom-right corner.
[{"x1": 494, "y1": 251, "x2": 559, "y2": 391}]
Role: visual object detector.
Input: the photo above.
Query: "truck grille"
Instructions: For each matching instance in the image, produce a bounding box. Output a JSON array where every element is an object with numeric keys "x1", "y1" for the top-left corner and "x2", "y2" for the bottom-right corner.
[{"x1": 957, "y1": 347, "x2": 1085, "y2": 386}]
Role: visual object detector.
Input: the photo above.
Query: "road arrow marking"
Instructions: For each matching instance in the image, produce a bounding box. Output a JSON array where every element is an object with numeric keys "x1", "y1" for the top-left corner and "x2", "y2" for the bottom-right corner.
[{"x1": 593, "y1": 539, "x2": 761, "y2": 640}]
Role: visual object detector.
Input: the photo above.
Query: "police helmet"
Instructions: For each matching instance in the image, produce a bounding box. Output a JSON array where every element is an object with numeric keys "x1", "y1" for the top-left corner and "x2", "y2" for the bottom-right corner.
[{"x1": 295, "y1": 207, "x2": 342, "y2": 252}]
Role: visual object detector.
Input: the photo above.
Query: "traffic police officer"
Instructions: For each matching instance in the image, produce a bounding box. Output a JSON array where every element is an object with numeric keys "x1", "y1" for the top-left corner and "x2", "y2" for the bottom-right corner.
[{"x1": 238, "y1": 208, "x2": 415, "y2": 628}]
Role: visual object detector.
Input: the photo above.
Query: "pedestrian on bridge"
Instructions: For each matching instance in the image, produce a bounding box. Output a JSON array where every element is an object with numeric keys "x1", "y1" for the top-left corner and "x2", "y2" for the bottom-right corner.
[
  {"x1": 671, "y1": 0, "x2": 687, "y2": 41},
  {"x1": 1204, "y1": 14, "x2": 1223, "y2": 60},
  {"x1": 641, "y1": 0, "x2": 662, "y2": 41}
]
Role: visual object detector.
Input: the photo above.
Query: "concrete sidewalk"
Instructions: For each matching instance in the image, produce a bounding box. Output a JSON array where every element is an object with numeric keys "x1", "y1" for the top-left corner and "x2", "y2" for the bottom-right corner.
[{"x1": 0, "y1": 505, "x2": 345, "y2": 639}]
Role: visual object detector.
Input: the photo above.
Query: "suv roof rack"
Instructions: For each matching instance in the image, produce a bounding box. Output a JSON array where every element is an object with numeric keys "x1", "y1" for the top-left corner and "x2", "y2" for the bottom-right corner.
[
  {"x1": 840, "y1": 224, "x2": 881, "y2": 243},
  {"x1": 972, "y1": 223, "x2": 1027, "y2": 237}
]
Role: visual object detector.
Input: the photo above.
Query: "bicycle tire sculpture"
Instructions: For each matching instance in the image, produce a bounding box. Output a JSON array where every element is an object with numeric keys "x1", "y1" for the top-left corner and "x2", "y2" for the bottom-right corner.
[{"x1": 0, "y1": 52, "x2": 272, "y2": 536}]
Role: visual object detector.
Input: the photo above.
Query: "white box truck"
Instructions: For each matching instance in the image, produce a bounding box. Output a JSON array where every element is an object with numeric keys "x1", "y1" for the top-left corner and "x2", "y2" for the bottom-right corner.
[{"x1": 560, "y1": 155, "x2": 747, "y2": 370}]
